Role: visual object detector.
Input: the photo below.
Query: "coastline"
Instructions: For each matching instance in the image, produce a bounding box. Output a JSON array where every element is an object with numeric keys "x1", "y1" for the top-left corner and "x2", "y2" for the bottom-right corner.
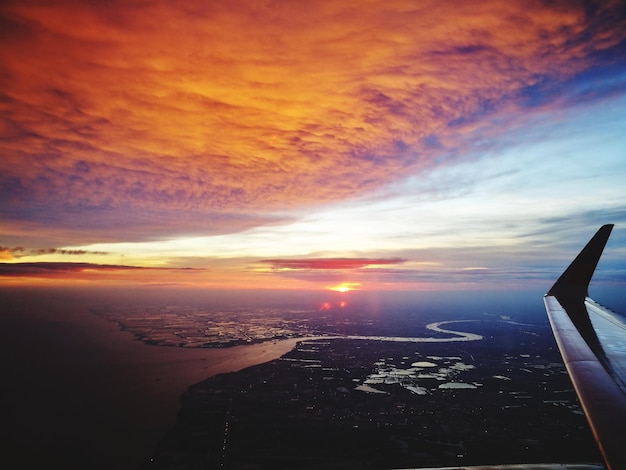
[{"x1": 0, "y1": 290, "x2": 303, "y2": 470}]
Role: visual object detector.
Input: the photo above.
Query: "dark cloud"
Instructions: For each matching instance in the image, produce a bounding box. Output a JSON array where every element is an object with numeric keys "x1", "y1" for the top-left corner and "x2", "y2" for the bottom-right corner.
[
  {"x1": 0, "y1": 246, "x2": 109, "y2": 257},
  {"x1": 0, "y1": 262, "x2": 141, "y2": 275},
  {"x1": 0, "y1": 262, "x2": 205, "y2": 277},
  {"x1": 30, "y1": 248, "x2": 108, "y2": 256}
]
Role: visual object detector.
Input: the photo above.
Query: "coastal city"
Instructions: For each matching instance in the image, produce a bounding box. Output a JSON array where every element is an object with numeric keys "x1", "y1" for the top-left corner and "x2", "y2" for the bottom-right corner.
[
  {"x1": 93, "y1": 302, "x2": 602, "y2": 469},
  {"x1": 92, "y1": 304, "x2": 322, "y2": 348},
  {"x1": 92, "y1": 300, "x2": 484, "y2": 348},
  {"x1": 145, "y1": 330, "x2": 600, "y2": 468}
]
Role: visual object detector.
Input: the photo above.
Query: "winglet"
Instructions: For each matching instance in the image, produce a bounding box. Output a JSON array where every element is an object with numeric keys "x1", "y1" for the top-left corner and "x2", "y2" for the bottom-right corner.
[
  {"x1": 546, "y1": 224, "x2": 613, "y2": 359},
  {"x1": 547, "y1": 224, "x2": 613, "y2": 301}
]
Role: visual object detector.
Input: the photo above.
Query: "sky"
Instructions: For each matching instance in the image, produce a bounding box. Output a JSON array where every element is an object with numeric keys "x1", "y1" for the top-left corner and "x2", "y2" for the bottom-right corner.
[{"x1": 1, "y1": 0, "x2": 626, "y2": 292}]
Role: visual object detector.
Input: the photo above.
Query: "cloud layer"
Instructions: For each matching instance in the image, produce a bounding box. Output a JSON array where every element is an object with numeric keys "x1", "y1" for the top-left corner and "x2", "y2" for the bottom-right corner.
[
  {"x1": 2, "y1": 0, "x2": 625, "y2": 244},
  {"x1": 0, "y1": 262, "x2": 206, "y2": 285},
  {"x1": 261, "y1": 258, "x2": 406, "y2": 270}
]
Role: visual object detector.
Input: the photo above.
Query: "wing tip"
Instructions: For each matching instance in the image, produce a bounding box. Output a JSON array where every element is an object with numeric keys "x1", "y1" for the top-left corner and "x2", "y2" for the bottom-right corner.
[{"x1": 547, "y1": 224, "x2": 614, "y2": 299}]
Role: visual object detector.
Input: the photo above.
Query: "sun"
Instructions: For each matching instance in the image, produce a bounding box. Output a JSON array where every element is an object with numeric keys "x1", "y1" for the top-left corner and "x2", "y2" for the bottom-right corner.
[
  {"x1": 332, "y1": 286, "x2": 350, "y2": 293},
  {"x1": 326, "y1": 282, "x2": 361, "y2": 293}
]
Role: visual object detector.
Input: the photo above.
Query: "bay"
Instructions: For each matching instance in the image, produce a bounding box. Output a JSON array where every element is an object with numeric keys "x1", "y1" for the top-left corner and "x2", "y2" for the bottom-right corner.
[{"x1": 0, "y1": 289, "x2": 300, "y2": 470}]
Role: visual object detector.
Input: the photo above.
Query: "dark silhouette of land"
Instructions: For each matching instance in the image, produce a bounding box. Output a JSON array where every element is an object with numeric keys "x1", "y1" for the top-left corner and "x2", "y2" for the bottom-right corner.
[{"x1": 143, "y1": 320, "x2": 601, "y2": 469}]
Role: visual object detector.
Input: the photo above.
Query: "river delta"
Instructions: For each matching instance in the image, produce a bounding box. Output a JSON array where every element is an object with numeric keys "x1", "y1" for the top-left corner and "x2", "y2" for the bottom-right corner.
[
  {"x1": 1, "y1": 290, "x2": 604, "y2": 469},
  {"x1": 114, "y1": 304, "x2": 603, "y2": 469}
]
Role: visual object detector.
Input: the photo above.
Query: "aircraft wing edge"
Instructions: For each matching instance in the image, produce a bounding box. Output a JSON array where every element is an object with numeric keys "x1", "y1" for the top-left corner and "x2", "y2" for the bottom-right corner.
[
  {"x1": 545, "y1": 295, "x2": 626, "y2": 470},
  {"x1": 544, "y1": 225, "x2": 626, "y2": 470}
]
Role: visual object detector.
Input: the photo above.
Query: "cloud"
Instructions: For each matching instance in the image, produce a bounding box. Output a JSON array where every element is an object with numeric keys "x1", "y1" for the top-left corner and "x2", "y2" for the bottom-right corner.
[
  {"x1": 31, "y1": 248, "x2": 108, "y2": 256},
  {"x1": 260, "y1": 258, "x2": 406, "y2": 270},
  {"x1": 30, "y1": 248, "x2": 101, "y2": 255},
  {"x1": 0, "y1": 206, "x2": 294, "y2": 245},
  {"x1": 0, "y1": 246, "x2": 108, "y2": 258},
  {"x1": 253, "y1": 261, "x2": 554, "y2": 289},
  {"x1": 1, "y1": 0, "x2": 625, "y2": 244},
  {"x1": 0, "y1": 262, "x2": 140, "y2": 275},
  {"x1": 0, "y1": 261, "x2": 205, "y2": 279},
  {"x1": 0, "y1": 247, "x2": 14, "y2": 261}
]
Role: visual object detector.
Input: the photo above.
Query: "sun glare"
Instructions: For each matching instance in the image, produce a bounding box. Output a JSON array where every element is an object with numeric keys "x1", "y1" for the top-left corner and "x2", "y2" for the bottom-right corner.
[{"x1": 326, "y1": 282, "x2": 361, "y2": 293}]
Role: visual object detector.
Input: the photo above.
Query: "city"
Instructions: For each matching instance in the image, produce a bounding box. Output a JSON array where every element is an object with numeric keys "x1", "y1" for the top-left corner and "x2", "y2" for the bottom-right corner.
[{"x1": 119, "y1": 305, "x2": 603, "y2": 469}]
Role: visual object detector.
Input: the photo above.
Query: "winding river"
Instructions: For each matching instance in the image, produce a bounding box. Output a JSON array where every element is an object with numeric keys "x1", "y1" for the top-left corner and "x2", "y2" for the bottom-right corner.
[{"x1": 341, "y1": 320, "x2": 484, "y2": 343}]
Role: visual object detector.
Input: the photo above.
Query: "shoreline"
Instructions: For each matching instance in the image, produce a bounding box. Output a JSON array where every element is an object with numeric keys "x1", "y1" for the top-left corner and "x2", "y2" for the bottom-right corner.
[{"x1": 0, "y1": 292, "x2": 307, "y2": 470}]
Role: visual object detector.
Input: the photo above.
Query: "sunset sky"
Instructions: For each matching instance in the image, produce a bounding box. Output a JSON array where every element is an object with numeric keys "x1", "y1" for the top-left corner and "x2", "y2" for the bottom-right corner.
[{"x1": 2, "y1": 0, "x2": 626, "y2": 291}]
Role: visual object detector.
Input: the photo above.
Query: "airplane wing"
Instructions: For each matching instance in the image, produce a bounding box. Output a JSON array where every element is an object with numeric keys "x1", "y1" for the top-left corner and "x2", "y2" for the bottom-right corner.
[
  {"x1": 389, "y1": 227, "x2": 622, "y2": 470},
  {"x1": 544, "y1": 224, "x2": 626, "y2": 470},
  {"x1": 412, "y1": 230, "x2": 624, "y2": 470}
]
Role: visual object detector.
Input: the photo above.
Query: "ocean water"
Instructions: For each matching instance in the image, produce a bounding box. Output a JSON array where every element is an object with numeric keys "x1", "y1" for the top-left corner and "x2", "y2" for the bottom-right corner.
[{"x1": 0, "y1": 288, "x2": 302, "y2": 469}]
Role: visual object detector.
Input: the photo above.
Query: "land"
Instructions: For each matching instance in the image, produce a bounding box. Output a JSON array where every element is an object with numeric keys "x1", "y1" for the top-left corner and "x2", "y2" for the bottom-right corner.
[
  {"x1": 91, "y1": 301, "x2": 478, "y2": 348},
  {"x1": 143, "y1": 319, "x2": 602, "y2": 469}
]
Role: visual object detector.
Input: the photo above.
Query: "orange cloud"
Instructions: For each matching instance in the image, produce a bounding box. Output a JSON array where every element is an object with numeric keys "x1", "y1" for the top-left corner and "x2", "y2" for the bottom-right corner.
[
  {"x1": 0, "y1": 248, "x2": 14, "y2": 261},
  {"x1": 2, "y1": 0, "x2": 625, "y2": 243}
]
